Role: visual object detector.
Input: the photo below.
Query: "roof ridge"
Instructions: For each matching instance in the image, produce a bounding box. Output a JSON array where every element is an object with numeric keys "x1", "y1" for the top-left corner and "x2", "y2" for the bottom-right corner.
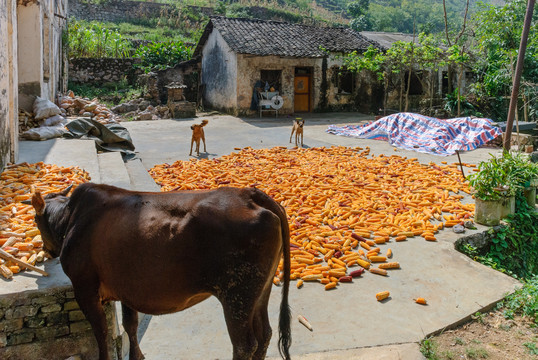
[{"x1": 210, "y1": 15, "x2": 351, "y2": 31}]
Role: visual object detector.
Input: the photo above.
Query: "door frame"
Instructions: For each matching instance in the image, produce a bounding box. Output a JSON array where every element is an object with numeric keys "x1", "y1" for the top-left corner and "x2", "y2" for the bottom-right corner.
[{"x1": 294, "y1": 67, "x2": 312, "y2": 113}]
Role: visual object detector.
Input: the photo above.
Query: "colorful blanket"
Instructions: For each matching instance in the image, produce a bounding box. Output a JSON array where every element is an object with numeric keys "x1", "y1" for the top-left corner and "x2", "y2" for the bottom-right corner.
[{"x1": 326, "y1": 112, "x2": 502, "y2": 156}]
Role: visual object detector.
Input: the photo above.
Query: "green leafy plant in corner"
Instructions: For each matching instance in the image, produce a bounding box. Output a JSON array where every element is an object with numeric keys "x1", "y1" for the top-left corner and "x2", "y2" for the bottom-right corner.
[
  {"x1": 467, "y1": 151, "x2": 538, "y2": 201},
  {"x1": 444, "y1": 88, "x2": 476, "y2": 116},
  {"x1": 524, "y1": 341, "x2": 538, "y2": 355},
  {"x1": 134, "y1": 41, "x2": 193, "y2": 73},
  {"x1": 497, "y1": 276, "x2": 538, "y2": 324},
  {"x1": 420, "y1": 337, "x2": 440, "y2": 360},
  {"x1": 471, "y1": 311, "x2": 486, "y2": 324}
]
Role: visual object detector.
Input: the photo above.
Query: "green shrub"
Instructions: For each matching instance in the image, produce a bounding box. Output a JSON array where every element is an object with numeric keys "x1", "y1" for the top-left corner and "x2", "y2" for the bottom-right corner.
[
  {"x1": 134, "y1": 41, "x2": 193, "y2": 73},
  {"x1": 68, "y1": 19, "x2": 132, "y2": 59}
]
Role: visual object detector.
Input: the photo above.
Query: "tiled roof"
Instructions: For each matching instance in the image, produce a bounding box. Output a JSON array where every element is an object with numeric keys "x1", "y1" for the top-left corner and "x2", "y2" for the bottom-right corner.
[
  {"x1": 359, "y1": 31, "x2": 418, "y2": 50},
  {"x1": 194, "y1": 16, "x2": 381, "y2": 57}
]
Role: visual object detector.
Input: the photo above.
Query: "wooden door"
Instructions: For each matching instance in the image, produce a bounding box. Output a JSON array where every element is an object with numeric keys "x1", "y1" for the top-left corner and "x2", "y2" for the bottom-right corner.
[{"x1": 294, "y1": 75, "x2": 310, "y2": 112}]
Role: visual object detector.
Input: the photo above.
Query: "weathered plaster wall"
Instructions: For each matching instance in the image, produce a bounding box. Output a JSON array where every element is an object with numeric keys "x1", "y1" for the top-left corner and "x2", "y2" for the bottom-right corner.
[
  {"x1": 17, "y1": 2, "x2": 42, "y2": 97},
  {"x1": 236, "y1": 54, "x2": 322, "y2": 115},
  {"x1": 8, "y1": 0, "x2": 18, "y2": 166},
  {"x1": 0, "y1": 0, "x2": 19, "y2": 170},
  {"x1": 17, "y1": 0, "x2": 67, "y2": 111},
  {"x1": 201, "y1": 30, "x2": 237, "y2": 113}
]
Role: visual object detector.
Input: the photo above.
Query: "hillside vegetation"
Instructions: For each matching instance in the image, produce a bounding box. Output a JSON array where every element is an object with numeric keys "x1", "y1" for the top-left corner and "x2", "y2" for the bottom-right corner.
[{"x1": 77, "y1": 0, "x2": 503, "y2": 45}]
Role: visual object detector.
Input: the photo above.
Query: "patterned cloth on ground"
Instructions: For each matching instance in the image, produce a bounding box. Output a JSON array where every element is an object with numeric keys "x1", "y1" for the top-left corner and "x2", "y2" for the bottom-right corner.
[{"x1": 326, "y1": 112, "x2": 502, "y2": 156}]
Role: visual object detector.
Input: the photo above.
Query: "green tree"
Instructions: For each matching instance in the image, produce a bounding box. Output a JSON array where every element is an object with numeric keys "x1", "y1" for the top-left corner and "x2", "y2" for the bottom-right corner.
[
  {"x1": 470, "y1": 0, "x2": 538, "y2": 121},
  {"x1": 414, "y1": 33, "x2": 446, "y2": 109},
  {"x1": 348, "y1": 0, "x2": 371, "y2": 31}
]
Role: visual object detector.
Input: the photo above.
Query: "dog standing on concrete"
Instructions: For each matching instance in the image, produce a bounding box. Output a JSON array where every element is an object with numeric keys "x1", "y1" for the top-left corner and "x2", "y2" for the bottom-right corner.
[
  {"x1": 189, "y1": 119, "x2": 208, "y2": 156},
  {"x1": 289, "y1": 118, "x2": 305, "y2": 147}
]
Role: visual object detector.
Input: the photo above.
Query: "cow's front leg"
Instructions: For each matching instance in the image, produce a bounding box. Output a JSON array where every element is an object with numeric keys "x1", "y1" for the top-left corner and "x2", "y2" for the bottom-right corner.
[
  {"x1": 122, "y1": 303, "x2": 145, "y2": 360},
  {"x1": 72, "y1": 283, "x2": 110, "y2": 360}
]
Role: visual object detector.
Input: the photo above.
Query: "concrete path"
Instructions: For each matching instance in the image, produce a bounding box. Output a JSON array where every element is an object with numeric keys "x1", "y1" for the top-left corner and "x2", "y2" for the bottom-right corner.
[
  {"x1": 14, "y1": 112, "x2": 519, "y2": 360},
  {"x1": 120, "y1": 113, "x2": 518, "y2": 360}
]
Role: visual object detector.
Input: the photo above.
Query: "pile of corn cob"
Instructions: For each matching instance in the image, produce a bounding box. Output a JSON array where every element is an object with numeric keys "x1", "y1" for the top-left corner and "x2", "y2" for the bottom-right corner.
[
  {"x1": 150, "y1": 146, "x2": 477, "y2": 291},
  {"x1": 0, "y1": 162, "x2": 90, "y2": 279}
]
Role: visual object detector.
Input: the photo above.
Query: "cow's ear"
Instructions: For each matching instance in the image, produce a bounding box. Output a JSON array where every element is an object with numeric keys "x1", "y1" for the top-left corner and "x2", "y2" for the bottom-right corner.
[{"x1": 32, "y1": 192, "x2": 46, "y2": 215}]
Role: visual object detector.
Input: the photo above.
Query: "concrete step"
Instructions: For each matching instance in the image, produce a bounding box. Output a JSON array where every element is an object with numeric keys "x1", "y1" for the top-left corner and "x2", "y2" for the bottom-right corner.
[
  {"x1": 97, "y1": 152, "x2": 131, "y2": 189},
  {"x1": 18, "y1": 138, "x2": 101, "y2": 183},
  {"x1": 124, "y1": 158, "x2": 160, "y2": 192}
]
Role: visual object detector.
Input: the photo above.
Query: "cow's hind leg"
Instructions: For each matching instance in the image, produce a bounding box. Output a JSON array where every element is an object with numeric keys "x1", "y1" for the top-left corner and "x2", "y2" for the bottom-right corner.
[
  {"x1": 221, "y1": 300, "x2": 258, "y2": 359},
  {"x1": 252, "y1": 290, "x2": 272, "y2": 360},
  {"x1": 73, "y1": 283, "x2": 111, "y2": 360},
  {"x1": 122, "y1": 303, "x2": 145, "y2": 360}
]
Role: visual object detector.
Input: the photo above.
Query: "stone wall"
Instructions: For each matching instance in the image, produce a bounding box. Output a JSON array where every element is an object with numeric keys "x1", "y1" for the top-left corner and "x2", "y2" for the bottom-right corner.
[
  {"x1": 0, "y1": 286, "x2": 121, "y2": 360},
  {"x1": 69, "y1": 58, "x2": 142, "y2": 85},
  {"x1": 69, "y1": 0, "x2": 169, "y2": 23}
]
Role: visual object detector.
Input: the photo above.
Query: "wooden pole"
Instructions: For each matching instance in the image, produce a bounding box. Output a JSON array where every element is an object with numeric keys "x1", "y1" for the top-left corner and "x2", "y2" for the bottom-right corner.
[
  {"x1": 504, "y1": 0, "x2": 535, "y2": 151},
  {"x1": 0, "y1": 249, "x2": 49, "y2": 276}
]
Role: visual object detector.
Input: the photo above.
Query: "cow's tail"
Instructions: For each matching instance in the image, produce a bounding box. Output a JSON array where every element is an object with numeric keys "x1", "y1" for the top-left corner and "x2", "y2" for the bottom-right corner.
[
  {"x1": 251, "y1": 188, "x2": 291, "y2": 359},
  {"x1": 275, "y1": 202, "x2": 292, "y2": 360}
]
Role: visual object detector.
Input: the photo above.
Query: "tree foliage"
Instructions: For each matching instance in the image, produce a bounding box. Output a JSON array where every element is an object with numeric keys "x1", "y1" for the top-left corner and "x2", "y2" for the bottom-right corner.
[
  {"x1": 347, "y1": 0, "x2": 498, "y2": 34},
  {"x1": 469, "y1": 0, "x2": 538, "y2": 121}
]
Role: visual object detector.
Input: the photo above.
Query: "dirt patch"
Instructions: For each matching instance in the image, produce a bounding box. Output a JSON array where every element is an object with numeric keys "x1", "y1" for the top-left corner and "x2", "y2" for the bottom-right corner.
[{"x1": 427, "y1": 309, "x2": 537, "y2": 359}]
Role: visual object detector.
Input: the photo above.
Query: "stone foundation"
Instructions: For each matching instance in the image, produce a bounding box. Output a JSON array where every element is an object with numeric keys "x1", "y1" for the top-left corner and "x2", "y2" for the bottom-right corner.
[
  {"x1": 0, "y1": 262, "x2": 123, "y2": 360},
  {"x1": 169, "y1": 101, "x2": 196, "y2": 118}
]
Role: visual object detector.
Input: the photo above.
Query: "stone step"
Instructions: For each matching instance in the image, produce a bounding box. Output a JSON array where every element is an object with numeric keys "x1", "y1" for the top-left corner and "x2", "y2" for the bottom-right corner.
[
  {"x1": 97, "y1": 152, "x2": 131, "y2": 189},
  {"x1": 124, "y1": 158, "x2": 160, "y2": 192},
  {"x1": 18, "y1": 138, "x2": 101, "y2": 183}
]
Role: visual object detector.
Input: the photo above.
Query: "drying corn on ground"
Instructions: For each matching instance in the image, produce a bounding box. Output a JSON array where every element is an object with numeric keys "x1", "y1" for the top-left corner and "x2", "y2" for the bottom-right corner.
[
  {"x1": 0, "y1": 162, "x2": 90, "y2": 279},
  {"x1": 150, "y1": 146, "x2": 476, "y2": 290}
]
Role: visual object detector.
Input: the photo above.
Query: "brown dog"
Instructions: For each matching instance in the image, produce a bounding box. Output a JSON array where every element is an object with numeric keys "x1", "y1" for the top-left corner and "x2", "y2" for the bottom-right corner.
[
  {"x1": 289, "y1": 118, "x2": 305, "y2": 147},
  {"x1": 190, "y1": 119, "x2": 208, "y2": 156}
]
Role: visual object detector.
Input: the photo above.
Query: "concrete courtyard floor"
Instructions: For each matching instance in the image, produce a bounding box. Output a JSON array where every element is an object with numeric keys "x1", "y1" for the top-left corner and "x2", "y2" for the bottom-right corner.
[
  {"x1": 118, "y1": 113, "x2": 519, "y2": 360},
  {"x1": 11, "y1": 112, "x2": 520, "y2": 360}
]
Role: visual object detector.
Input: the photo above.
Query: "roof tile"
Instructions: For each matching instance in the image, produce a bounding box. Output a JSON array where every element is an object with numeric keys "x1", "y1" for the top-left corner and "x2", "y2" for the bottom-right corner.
[{"x1": 195, "y1": 16, "x2": 380, "y2": 57}]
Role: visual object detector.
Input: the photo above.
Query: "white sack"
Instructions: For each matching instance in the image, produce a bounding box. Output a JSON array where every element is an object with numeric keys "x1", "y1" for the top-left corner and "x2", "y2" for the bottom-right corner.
[{"x1": 33, "y1": 96, "x2": 61, "y2": 120}]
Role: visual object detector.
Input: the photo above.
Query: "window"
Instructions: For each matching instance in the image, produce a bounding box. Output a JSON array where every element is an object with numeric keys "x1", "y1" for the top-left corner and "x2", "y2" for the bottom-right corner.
[
  {"x1": 260, "y1": 70, "x2": 282, "y2": 92},
  {"x1": 337, "y1": 70, "x2": 354, "y2": 94}
]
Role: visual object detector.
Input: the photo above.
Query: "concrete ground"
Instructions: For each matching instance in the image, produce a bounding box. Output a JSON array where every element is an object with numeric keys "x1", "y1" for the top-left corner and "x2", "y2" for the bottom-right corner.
[{"x1": 14, "y1": 112, "x2": 520, "y2": 360}]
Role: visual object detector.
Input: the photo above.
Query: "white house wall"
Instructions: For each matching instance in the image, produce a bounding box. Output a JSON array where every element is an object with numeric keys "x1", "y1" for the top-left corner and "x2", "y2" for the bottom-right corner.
[
  {"x1": 17, "y1": 0, "x2": 67, "y2": 110},
  {"x1": 236, "y1": 54, "x2": 323, "y2": 115},
  {"x1": 201, "y1": 29, "x2": 238, "y2": 112},
  {"x1": 0, "y1": 0, "x2": 18, "y2": 169},
  {"x1": 17, "y1": 1, "x2": 43, "y2": 104},
  {"x1": 0, "y1": 0, "x2": 66, "y2": 169}
]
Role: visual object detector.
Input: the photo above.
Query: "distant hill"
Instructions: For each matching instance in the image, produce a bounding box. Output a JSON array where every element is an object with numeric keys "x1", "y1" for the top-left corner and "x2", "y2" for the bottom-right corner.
[{"x1": 70, "y1": 0, "x2": 507, "y2": 44}]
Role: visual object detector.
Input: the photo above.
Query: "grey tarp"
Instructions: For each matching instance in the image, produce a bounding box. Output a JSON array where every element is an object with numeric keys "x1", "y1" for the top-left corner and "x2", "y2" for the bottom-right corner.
[{"x1": 64, "y1": 118, "x2": 136, "y2": 159}]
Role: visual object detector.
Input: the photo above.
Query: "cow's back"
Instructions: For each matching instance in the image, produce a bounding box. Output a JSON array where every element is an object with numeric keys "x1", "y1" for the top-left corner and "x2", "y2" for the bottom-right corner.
[{"x1": 60, "y1": 184, "x2": 283, "y2": 315}]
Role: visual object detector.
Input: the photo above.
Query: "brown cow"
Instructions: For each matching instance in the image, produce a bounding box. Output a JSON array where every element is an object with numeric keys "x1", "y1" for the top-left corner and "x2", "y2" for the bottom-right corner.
[{"x1": 30, "y1": 183, "x2": 291, "y2": 360}]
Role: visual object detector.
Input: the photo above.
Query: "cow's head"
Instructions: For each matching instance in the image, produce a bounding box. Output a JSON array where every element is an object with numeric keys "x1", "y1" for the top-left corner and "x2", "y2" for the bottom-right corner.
[{"x1": 30, "y1": 185, "x2": 73, "y2": 258}]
